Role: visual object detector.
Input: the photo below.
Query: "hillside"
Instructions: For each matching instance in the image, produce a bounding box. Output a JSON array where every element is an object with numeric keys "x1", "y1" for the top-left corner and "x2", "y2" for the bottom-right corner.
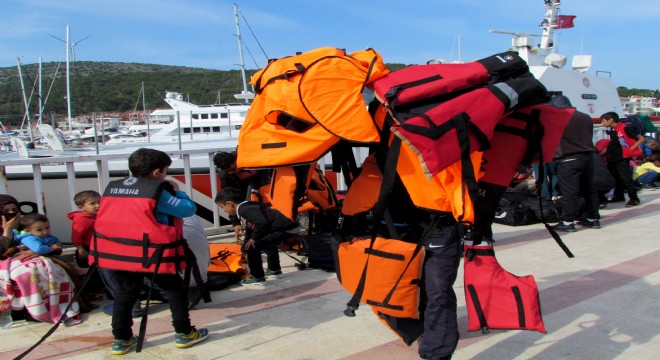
[{"x1": 0, "y1": 61, "x2": 254, "y2": 125}]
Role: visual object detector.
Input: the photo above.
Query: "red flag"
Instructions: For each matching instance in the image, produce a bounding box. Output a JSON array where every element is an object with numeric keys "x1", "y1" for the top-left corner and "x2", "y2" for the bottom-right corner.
[{"x1": 556, "y1": 15, "x2": 576, "y2": 29}]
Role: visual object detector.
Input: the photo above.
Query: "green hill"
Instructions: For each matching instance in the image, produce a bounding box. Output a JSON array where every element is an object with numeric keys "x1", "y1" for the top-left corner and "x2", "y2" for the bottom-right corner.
[{"x1": 0, "y1": 61, "x2": 253, "y2": 126}]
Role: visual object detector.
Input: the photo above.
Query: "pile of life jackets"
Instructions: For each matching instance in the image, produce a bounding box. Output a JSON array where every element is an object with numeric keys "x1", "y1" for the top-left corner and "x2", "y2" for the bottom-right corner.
[{"x1": 236, "y1": 47, "x2": 576, "y2": 344}]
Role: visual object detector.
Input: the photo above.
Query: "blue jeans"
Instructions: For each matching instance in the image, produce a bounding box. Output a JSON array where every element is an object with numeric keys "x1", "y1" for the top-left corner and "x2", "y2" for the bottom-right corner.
[{"x1": 637, "y1": 170, "x2": 659, "y2": 185}]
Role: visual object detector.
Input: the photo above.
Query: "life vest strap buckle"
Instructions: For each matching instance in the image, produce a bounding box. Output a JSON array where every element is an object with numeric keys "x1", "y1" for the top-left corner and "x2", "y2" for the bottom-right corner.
[{"x1": 343, "y1": 304, "x2": 358, "y2": 317}]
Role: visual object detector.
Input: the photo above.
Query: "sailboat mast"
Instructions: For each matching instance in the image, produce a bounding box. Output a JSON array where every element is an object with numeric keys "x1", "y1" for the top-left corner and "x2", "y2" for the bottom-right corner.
[
  {"x1": 65, "y1": 25, "x2": 73, "y2": 131},
  {"x1": 16, "y1": 58, "x2": 34, "y2": 142},
  {"x1": 234, "y1": 3, "x2": 249, "y2": 104},
  {"x1": 38, "y1": 57, "x2": 43, "y2": 124}
]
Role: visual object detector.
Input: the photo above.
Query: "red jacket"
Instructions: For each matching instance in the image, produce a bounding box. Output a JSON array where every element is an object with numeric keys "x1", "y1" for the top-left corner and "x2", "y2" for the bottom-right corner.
[{"x1": 66, "y1": 211, "x2": 96, "y2": 250}]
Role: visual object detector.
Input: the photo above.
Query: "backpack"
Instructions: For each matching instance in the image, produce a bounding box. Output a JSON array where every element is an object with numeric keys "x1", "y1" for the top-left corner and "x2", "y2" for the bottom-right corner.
[{"x1": 623, "y1": 115, "x2": 646, "y2": 135}]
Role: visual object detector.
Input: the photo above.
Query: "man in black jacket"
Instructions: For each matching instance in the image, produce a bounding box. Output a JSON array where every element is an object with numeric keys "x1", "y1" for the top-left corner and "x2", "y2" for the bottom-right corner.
[
  {"x1": 550, "y1": 95, "x2": 601, "y2": 232},
  {"x1": 215, "y1": 188, "x2": 300, "y2": 286}
]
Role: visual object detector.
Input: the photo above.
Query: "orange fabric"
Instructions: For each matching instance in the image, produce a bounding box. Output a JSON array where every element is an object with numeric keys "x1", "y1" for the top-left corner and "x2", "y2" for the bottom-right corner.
[
  {"x1": 238, "y1": 47, "x2": 389, "y2": 169},
  {"x1": 337, "y1": 237, "x2": 424, "y2": 319},
  {"x1": 397, "y1": 140, "x2": 482, "y2": 223},
  {"x1": 208, "y1": 243, "x2": 246, "y2": 274},
  {"x1": 341, "y1": 155, "x2": 382, "y2": 216}
]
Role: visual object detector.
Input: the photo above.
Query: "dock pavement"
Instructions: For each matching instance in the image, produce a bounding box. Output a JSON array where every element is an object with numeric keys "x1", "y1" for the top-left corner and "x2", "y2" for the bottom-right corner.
[{"x1": 1, "y1": 191, "x2": 659, "y2": 360}]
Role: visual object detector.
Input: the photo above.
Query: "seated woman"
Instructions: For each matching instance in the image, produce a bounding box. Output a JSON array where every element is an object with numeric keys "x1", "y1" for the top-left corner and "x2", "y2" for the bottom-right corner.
[{"x1": 0, "y1": 194, "x2": 82, "y2": 326}]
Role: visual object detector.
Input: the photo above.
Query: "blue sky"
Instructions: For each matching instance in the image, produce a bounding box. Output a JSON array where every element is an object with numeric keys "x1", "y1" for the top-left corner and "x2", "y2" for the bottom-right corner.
[{"x1": 1, "y1": 0, "x2": 658, "y2": 90}]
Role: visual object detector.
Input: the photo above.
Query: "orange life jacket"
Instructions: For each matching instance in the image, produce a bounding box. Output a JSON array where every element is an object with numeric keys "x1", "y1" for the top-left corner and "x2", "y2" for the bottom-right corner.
[
  {"x1": 237, "y1": 47, "x2": 389, "y2": 169},
  {"x1": 336, "y1": 237, "x2": 424, "y2": 319},
  {"x1": 91, "y1": 178, "x2": 186, "y2": 274}
]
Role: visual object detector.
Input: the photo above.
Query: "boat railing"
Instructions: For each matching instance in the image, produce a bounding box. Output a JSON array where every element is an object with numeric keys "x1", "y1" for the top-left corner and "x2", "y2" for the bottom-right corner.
[{"x1": 0, "y1": 147, "x2": 233, "y2": 238}]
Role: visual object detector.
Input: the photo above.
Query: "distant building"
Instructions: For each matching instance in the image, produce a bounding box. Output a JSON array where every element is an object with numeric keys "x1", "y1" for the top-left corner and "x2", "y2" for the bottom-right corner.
[{"x1": 621, "y1": 96, "x2": 658, "y2": 115}]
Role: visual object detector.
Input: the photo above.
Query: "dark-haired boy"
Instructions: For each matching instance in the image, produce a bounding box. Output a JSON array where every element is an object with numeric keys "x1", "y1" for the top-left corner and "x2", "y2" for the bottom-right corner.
[
  {"x1": 215, "y1": 188, "x2": 300, "y2": 285},
  {"x1": 92, "y1": 148, "x2": 207, "y2": 355},
  {"x1": 600, "y1": 112, "x2": 644, "y2": 207}
]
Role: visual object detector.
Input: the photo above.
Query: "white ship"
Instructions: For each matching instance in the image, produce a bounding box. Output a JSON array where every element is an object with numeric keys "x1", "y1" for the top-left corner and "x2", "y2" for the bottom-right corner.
[{"x1": 491, "y1": 0, "x2": 624, "y2": 119}]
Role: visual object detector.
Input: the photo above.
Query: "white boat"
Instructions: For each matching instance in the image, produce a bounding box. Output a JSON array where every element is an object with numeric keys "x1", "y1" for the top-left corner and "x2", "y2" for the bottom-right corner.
[
  {"x1": 491, "y1": 0, "x2": 623, "y2": 119},
  {"x1": 107, "y1": 91, "x2": 250, "y2": 145}
]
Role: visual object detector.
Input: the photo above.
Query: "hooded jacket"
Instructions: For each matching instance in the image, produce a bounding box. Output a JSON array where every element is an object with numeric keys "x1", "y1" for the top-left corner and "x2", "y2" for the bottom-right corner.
[
  {"x1": 236, "y1": 201, "x2": 299, "y2": 241},
  {"x1": 66, "y1": 211, "x2": 96, "y2": 250}
]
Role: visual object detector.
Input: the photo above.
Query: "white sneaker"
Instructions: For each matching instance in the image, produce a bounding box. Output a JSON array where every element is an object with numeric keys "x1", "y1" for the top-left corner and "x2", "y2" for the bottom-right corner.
[{"x1": 265, "y1": 269, "x2": 284, "y2": 279}]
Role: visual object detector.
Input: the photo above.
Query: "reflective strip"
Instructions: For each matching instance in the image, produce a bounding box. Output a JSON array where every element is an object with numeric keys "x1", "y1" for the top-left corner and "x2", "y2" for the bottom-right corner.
[{"x1": 493, "y1": 82, "x2": 519, "y2": 109}]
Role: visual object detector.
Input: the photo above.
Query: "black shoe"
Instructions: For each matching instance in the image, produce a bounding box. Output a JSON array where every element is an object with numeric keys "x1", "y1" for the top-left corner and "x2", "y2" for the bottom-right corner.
[
  {"x1": 625, "y1": 199, "x2": 640, "y2": 207},
  {"x1": 608, "y1": 197, "x2": 625, "y2": 203},
  {"x1": 578, "y1": 220, "x2": 601, "y2": 229},
  {"x1": 552, "y1": 222, "x2": 576, "y2": 232}
]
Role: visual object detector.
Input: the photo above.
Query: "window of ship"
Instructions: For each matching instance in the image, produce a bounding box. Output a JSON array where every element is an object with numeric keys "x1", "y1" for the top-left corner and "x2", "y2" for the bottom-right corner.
[
  {"x1": 203, "y1": 127, "x2": 211, "y2": 133},
  {"x1": 212, "y1": 126, "x2": 220, "y2": 132},
  {"x1": 183, "y1": 128, "x2": 191, "y2": 134},
  {"x1": 211, "y1": 113, "x2": 218, "y2": 119},
  {"x1": 201, "y1": 114, "x2": 209, "y2": 119},
  {"x1": 193, "y1": 127, "x2": 201, "y2": 133},
  {"x1": 235, "y1": 125, "x2": 242, "y2": 130},
  {"x1": 221, "y1": 113, "x2": 228, "y2": 119},
  {"x1": 192, "y1": 114, "x2": 199, "y2": 120},
  {"x1": 581, "y1": 94, "x2": 597, "y2": 100}
]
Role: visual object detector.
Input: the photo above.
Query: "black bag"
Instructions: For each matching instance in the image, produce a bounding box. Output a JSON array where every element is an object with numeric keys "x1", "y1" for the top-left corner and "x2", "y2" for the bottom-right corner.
[
  {"x1": 301, "y1": 233, "x2": 336, "y2": 271},
  {"x1": 493, "y1": 199, "x2": 536, "y2": 226}
]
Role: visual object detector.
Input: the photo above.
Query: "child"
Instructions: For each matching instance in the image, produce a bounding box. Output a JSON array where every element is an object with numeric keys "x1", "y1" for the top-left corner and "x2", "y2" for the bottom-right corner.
[
  {"x1": 67, "y1": 190, "x2": 104, "y2": 301},
  {"x1": 91, "y1": 148, "x2": 207, "y2": 355},
  {"x1": 215, "y1": 188, "x2": 300, "y2": 286},
  {"x1": 600, "y1": 112, "x2": 645, "y2": 207},
  {"x1": 634, "y1": 153, "x2": 660, "y2": 190},
  {"x1": 15, "y1": 213, "x2": 69, "y2": 264}
]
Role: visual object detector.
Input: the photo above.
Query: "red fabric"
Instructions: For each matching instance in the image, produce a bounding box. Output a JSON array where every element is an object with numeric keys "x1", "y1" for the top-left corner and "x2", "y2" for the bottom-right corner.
[
  {"x1": 464, "y1": 244, "x2": 546, "y2": 333},
  {"x1": 556, "y1": 15, "x2": 576, "y2": 29},
  {"x1": 66, "y1": 211, "x2": 96, "y2": 248},
  {"x1": 614, "y1": 123, "x2": 642, "y2": 158}
]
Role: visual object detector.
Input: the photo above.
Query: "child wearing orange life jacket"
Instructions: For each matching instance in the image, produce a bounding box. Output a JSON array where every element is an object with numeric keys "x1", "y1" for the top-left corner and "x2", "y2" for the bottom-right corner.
[{"x1": 215, "y1": 188, "x2": 300, "y2": 286}]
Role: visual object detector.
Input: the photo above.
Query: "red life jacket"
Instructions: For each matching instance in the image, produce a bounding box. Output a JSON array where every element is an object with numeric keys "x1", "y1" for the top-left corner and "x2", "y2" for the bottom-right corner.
[
  {"x1": 614, "y1": 123, "x2": 642, "y2": 159},
  {"x1": 91, "y1": 178, "x2": 186, "y2": 274},
  {"x1": 464, "y1": 243, "x2": 546, "y2": 333}
]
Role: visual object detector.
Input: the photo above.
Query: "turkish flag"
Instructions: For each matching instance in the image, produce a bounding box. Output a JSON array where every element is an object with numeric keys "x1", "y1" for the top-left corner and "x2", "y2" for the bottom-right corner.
[{"x1": 556, "y1": 15, "x2": 576, "y2": 29}]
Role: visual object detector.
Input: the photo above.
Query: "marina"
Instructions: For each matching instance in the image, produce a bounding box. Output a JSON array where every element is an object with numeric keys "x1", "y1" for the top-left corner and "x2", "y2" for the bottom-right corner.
[{"x1": 0, "y1": 0, "x2": 659, "y2": 359}]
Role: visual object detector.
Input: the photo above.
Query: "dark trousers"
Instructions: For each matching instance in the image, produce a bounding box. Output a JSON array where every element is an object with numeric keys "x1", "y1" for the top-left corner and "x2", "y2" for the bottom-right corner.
[
  {"x1": 418, "y1": 224, "x2": 461, "y2": 360},
  {"x1": 244, "y1": 232, "x2": 285, "y2": 280},
  {"x1": 557, "y1": 152, "x2": 600, "y2": 221},
  {"x1": 607, "y1": 159, "x2": 639, "y2": 201},
  {"x1": 99, "y1": 268, "x2": 192, "y2": 341}
]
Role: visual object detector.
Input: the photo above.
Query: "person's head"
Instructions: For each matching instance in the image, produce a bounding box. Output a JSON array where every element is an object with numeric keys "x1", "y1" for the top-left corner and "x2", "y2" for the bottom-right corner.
[
  {"x1": 649, "y1": 153, "x2": 660, "y2": 166},
  {"x1": 214, "y1": 188, "x2": 244, "y2": 216},
  {"x1": 213, "y1": 151, "x2": 238, "y2": 175},
  {"x1": 128, "y1": 148, "x2": 172, "y2": 179},
  {"x1": 74, "y1": 190, "x2": 101, "y2": 215},
  {"x1": 647, "y1": 139, "x2": 658, "y2": 151},
  {"x1": 549, "y1": 95, "x2": 572, "y2": 108},
  {"x1": 20, "y1": 213, "x2": 51, "y2": 238},
  {"x1": 600, "y1": 112, "x2": 620, "y2": 127},
  {"x1": 0, "y1": 194, "x2": 20, "y2": 222}
]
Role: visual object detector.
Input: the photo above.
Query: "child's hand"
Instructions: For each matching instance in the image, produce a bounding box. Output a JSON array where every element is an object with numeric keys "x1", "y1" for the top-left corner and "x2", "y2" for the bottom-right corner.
[
  {"x1": 244, "y1": 239, "x2": 256, "y2": 250},
  {"x1": 167, "y1": 180, "x2": 180, "y2": 191},
  {"x1": 233, "y1": 225, "x2": 244, "y2": 243},
  {"x1": 50, "y1": 244, "x2": 63, "y2": 255},
  {"x1": 2, "y1": 212, "x2": 21, "y2": 234}
]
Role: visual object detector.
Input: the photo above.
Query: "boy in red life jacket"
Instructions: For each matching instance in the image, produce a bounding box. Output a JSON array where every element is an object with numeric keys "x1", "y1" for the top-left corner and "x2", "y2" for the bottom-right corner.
[
  {"x1": 66, "y1": 190, "x2": 104, "y2": 301},
  {"x1": 215, "y1": 188, "x2": 300, "y2": 286},
  {"x1": 96, "y1": 148, "x2": 208, "y2": 355},
  {"x1": 600, "y1": 112, "x2": 644, "y2": 207}
]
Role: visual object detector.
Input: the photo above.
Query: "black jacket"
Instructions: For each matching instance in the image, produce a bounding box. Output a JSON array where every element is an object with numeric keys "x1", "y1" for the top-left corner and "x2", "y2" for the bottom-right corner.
[
  {"x1": 236, "y1": 201, "x2": 299, "y2": 241},
  {"x1": 553, "y1": 111, "x2": 595, "y2": 160}
]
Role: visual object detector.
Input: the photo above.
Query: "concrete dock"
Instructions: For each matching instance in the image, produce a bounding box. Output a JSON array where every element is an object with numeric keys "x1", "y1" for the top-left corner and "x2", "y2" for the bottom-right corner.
[{"x1": 2, "y1": 191, "x2": 659, "y2": 360}]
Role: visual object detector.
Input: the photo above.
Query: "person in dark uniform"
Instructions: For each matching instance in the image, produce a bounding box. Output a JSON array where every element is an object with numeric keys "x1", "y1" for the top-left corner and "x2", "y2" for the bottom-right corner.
[{"x1": 550, "y1": 95, "x2": 601, "y2": 232}]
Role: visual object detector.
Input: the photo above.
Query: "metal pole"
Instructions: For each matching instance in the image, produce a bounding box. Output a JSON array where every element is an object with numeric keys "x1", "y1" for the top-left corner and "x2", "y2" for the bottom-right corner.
[
  {"x1": 190, "y1": 110, "x2": 193, "y2": 141},
  {"x1": 176, "y1": 111, "x2": 182, "y2": 150},
  {"x1": 16, "y1": 58, "x2": 34, "y2": 142},
  {"x1": 65, "y1": 25, "x2": 73, "y2": 132},
  {"x1": 234, "y1": 3, "x2": 249, "y2": 104},
  {"x1": 38, "y1": 57, "x2": 43, "y2": 124},
  {"x1": 92, "y1": 112, "x2": 99, "y2": 154}
]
